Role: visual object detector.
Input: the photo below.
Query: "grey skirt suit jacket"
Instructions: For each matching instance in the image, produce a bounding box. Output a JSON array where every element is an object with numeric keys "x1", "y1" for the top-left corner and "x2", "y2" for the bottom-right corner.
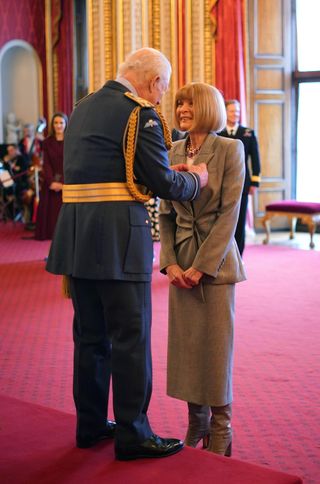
[{"x1": 159, "y1": 133, "x2": 246, "y2": 406}]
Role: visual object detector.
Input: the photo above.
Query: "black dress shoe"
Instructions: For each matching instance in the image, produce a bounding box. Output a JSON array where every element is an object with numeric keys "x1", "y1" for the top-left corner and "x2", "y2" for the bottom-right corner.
[
  {"x1": 77, "y1": 419, "x2": 116, "y2": 448},
  {"x1": 115, "y1": 434, "x2": 184, "y2": 460}
]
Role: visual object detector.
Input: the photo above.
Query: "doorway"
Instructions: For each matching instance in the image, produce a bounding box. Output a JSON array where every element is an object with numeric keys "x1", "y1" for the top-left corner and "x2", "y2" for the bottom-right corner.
[{"x1": 0, "y1": 40, "x2": 43, "y2": 143}]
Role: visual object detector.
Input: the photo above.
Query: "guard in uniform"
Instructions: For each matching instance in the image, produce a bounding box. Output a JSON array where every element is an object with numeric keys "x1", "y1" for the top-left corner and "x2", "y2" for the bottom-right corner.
[{"x1": 46, "y1": 48, "x2": 208, "y2": 460}]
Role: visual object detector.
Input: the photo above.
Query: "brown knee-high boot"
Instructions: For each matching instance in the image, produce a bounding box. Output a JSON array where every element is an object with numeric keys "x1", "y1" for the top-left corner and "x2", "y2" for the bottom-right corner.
[
  {"x1": 184, "y1": 402, "x2": 210, "y2": 448},
  {"x1": 207, "y1": 404, "x2": 232, "y2": 456}
]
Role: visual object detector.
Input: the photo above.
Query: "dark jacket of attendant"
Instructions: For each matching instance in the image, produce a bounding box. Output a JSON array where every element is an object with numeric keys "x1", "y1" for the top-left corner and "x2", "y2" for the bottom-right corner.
[
  {"x1": 46, "y1": 80, "x2": 199, "y2": 281},
  {"x1": 218, "y1": 125, "x2": 261, "y2": 193}
]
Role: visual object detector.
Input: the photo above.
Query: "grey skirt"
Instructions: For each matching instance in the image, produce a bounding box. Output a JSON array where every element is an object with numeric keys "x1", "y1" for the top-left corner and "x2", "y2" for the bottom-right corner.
[{"x1": 167, "y1": 282, "x2": 235, "y2": 407}]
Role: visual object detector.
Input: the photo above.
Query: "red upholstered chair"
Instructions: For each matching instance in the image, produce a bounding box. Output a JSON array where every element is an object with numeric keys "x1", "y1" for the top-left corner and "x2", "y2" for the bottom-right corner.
[{"x1": 262, "y1": 200, "x2": 320, "y2": 249}]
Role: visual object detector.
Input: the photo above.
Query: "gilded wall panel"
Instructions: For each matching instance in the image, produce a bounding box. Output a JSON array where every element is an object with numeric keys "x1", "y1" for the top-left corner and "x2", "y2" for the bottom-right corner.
[
  {"x1": 160, "y1": 0, "x2": 176, "y2": 128},
  {"x1": 190, "y1": 0, "x2": 205, "y2": 83},
  {"x1": 88, "y1": 0, "x2": 104, "y2": 91},
  {"x1": 204, "y1": 0, "x2": 214, "y2": 84},
  {"x1": 150, "y1": 0, "x2": 161, "y2": 50},
  {"x1": 123, "y1": 0, "x2": 133, "y2": 57},
  {"x1": 86, "y1": 1, "x2": 215, "y2": 128},
  {"x1": 104, "y1": 0, "x2": 116, "y2": 80},
  {"x1": 134, "y1": 0, "x2": 143, "y2": 49}
]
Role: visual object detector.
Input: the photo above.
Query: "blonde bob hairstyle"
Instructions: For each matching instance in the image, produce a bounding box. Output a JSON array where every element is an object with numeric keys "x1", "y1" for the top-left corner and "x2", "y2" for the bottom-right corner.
[{"x1": 173, "y1": 82, "x2": 226, "y2": 133}]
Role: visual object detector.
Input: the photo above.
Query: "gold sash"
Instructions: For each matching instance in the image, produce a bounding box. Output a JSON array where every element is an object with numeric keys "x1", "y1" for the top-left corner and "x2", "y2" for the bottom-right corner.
[{"x1": 62, "y1": 182, "x2": 142, "y2": 203}]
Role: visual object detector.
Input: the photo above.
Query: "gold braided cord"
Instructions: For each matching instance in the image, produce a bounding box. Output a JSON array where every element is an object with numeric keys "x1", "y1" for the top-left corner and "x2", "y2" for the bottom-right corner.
[
  {"x1": 124, "y1": 107, "x2": 153, "y2": 203},
  {"x1": 155, "y1": 106, "x2": 173, "y2": 150},
  {"x1": 123, "y1": 97, "x2": 173, "y2": 202}
]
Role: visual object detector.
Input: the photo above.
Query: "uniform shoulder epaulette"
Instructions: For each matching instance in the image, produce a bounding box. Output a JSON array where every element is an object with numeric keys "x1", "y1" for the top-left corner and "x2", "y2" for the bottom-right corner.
[
  {"x1": 124, "y1": 92, "x2": 154, "y2": 108},
  {"x1": 74, "y1": 92, "x2": 93, "y2": 107}
]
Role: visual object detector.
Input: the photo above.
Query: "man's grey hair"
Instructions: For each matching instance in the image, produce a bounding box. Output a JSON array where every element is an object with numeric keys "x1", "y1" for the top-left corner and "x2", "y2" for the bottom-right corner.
[{"x1": 117, "y1": 47, "x2": 171, "y2": 84}]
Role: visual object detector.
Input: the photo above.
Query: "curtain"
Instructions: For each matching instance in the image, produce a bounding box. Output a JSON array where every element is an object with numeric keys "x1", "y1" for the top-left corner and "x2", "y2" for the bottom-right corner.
[
  {"x1": 52, "y1": 0, "x2": 73, "y2": 116},
  {"x1": 211, "y1": 0, "x2": 247, "y2": 123}
]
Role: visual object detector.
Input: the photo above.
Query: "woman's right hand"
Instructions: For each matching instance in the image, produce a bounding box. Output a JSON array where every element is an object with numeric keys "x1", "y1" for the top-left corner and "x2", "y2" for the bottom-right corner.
[
  {"x1": 49, "y1": 181, "x2": 63, "y2": 192},
  {"x1": 166, "y1": 264, "x2": 193, "y2": 289}
]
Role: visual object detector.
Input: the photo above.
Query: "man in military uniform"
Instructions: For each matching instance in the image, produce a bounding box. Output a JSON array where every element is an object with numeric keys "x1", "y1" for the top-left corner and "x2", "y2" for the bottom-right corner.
[
  {"x1": 46, "y1": 48, "x2": 208, "y2": 460},
  {"x1": 218, "y1": 99, "x2": 261, "y2": 255}
]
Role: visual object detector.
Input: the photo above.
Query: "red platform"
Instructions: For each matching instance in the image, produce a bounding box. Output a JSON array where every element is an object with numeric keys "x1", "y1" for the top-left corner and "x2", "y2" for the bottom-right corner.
[{"x1": 0, "y1": 394, "x2": 302, "y2": 484}]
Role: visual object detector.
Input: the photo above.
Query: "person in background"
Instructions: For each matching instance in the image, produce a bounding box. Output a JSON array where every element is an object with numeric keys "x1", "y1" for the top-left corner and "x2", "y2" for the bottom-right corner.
[
  {"x1": 19, "y1": 123, "x2": 43, "y2": 168},
  {"x1": 46, "y1": 48, "x2": 208, "y2": 461},
  {"x1": 35, "y1": 112, "x2": 68, "y2": 240},
  {"x1": 2, "y1": 144, "x2": 29, "y2": 220},
  {"x1": 218, "y1": 99, "x2": 261, "y2": 255},
  {"x1": 145, "y1": 197, "x2": 161, "y2": 242},
  {"x1": 18, "y1": 123, "x2": 44, "y2": 228},
  {"x1": 160, "y1": 82, "x2": 246, "y2": 457}
]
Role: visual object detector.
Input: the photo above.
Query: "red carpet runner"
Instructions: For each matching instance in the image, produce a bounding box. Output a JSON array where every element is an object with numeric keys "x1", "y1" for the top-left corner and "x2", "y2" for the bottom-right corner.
[
  {"x1": 1, "y1": 223, "x2": 319, "y2": 482},
  {"x1": 0, "y1": 394, "x2": 302, "y2": 484}
]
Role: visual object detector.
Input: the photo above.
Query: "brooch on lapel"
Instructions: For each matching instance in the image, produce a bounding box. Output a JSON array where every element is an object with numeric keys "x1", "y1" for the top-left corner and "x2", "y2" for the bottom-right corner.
[{"x1": 244, "y1": 129, "x2": 253, "y2": 137}]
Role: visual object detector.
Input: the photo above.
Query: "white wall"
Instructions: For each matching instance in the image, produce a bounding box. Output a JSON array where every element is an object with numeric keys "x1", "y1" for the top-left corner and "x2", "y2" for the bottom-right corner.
[{"x1": 0, "y1": 40, "x2": 42, "y2": 144}]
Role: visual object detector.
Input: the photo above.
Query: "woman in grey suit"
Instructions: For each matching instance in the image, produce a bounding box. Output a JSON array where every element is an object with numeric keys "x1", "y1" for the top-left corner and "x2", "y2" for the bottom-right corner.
[{"x1": 159, "y1": 83, "x2": 246, "y2": 456}]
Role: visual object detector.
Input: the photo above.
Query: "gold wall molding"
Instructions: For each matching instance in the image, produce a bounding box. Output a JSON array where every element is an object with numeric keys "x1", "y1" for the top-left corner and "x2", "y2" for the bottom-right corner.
[
  {"x1": 123, "y1": 0, "x2": 133, "y2": 57},
  {"x1": 134, "y1": 0, "x2": 143, "y2": 49},
  {"x1": 190, "y1": 0, "x2": 205, "y2": 82},
  {"x1": 104, "y1": 0, "x2": 116, "y2": 80},
  {"x1": 150, "y1": 0, "x2": 161, "y2": 50},
  {"x1": 87, "y1": 0, "x2": 107, "y2": 92},
  {"x1": 204, "y1": 0, "x2": 214, "y2": 84}
]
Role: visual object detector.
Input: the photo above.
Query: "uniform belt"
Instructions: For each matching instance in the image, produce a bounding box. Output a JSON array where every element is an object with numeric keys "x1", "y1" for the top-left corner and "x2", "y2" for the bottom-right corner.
[{"x1": 62, "y1": 182, "x2": 142, "y2": 202}]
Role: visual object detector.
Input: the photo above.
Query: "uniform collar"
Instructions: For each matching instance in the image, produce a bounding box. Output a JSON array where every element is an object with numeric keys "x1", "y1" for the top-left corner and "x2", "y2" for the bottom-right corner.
[
  {"x1": 115, "y1": 76, "x2": 138, "y2": 96},
  {"x1": 226, "y1": 123, "x2": 239, "y2": 135}
]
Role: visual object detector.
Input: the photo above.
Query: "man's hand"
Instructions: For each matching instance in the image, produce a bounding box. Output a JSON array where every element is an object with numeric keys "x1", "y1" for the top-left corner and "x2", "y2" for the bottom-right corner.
[
  {"x1": 166, "y1": 264, "x2": 193, "y2": 289},
  {"x1": 188, "y1": 162, "x2": 208, "y2": 188},
  {"x1": 171, "y1": 163, "x2": 189, "y2": 172},
  {"x1": 183, "y1": 267, "x2": 203, "y2": 286}
]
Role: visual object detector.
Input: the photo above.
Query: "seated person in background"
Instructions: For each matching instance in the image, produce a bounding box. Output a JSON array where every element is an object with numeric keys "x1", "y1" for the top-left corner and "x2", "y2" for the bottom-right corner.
[
  {"x1": 18, "y1": 123, "x2": 44, "y2": 228},
  {"x1": 2, "y1": 144, "x2": 30, "y2": 220}
]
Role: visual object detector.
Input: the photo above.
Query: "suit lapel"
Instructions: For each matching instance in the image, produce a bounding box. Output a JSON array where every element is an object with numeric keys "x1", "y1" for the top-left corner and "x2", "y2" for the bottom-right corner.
[{"x1": 170, "y1": 134, "x2": 217, "y2": 214}]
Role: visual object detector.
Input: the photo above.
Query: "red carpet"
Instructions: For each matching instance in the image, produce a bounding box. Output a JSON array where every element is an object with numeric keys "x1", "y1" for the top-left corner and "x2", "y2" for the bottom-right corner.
[
  {"x1": 0, "y1": 394, "x2": 302, "y2": 484},
  {"x1": 1, "y1": 223, "x2": 320, "y2": 482}
]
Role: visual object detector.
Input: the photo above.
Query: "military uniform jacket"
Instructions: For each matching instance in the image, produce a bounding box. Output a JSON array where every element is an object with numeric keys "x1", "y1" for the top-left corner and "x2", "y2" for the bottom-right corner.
[
  {"x1": 46, "y1": 81, "x2": 198, "y2": 282},
  {"x1": 219, "y1": 125, "x2": 261, "y2": 194}
]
